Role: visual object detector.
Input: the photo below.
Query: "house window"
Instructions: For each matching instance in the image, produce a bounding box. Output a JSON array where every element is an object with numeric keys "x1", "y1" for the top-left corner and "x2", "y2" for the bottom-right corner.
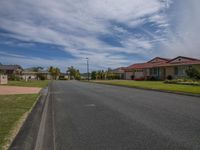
[
  {"x1": 175, "y1": 66, "x2": 186, "y2": 76},
  {"x1": 174, "y1": 67, "x2": 178, "y2": 75},
  {"x1": 153, "y1": 68, "x2": 157, "y2": 75},
  {"x1": 150, "y1": 68, "x2": 153, "y2": 75}
]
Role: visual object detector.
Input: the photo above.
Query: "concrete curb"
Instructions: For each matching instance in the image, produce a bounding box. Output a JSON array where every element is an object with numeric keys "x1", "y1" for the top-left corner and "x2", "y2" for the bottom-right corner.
[
  {"x1": 84, "y1": 81, "x2": 200, "y2": 98},
  {"x1": 34, "y1": 86, "x2": 51, "y2": 150},
  {"x1": 8, "y1": 87, "x2": 49, "y2": 150}
]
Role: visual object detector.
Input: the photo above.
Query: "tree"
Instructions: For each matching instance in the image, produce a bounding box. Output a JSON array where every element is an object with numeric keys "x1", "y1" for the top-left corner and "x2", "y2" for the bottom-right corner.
[
  {"x1": 67, "y1": 66, "x2": 81, "y2": 80},
  {"x1": 48, "y1": 66, "x2": 60, "y2": 80},
  {"x1": 185, "y1": 68, "x2": 200, "y2": 80},
  {"x1": 32, "y1": 66, "x2": 43, "y2": 72},
  {"x1": 31, "y1": 67, "x2": 45, "y2": 80},
  {"x1": 95, "y1": 70, "x2": 106, "y2": 80},
  {"x1": 91, "y1": 71, "x2": 97, "y2": 80}
]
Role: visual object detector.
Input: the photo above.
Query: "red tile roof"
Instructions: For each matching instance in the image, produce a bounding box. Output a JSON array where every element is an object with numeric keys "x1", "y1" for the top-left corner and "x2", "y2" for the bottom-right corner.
[{"x1": 125, "y1": 56, "x2": 200, "y2": 71}]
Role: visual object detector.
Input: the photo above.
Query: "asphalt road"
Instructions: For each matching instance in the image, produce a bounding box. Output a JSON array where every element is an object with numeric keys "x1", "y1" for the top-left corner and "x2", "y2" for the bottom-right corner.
[{"x1": 36, "y1": 81, "x2": 200, "y2": 150}]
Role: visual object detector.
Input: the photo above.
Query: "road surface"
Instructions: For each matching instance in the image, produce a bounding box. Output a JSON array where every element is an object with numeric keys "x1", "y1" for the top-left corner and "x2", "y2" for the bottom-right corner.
[{"x1": 22, "y1": 81, "x2": 200, "y2": 149}]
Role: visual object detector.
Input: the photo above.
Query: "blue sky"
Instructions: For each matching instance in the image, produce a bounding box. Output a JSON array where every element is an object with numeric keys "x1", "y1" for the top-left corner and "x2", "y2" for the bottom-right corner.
[{"x1": 0, "y1": 0, "x2": 200, "y2": 72}]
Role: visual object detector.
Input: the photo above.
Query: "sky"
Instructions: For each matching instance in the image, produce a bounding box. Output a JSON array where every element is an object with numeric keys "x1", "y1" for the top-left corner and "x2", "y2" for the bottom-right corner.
[{"x1": 0, "y1": 0, "x2": 200, "y2": 72}]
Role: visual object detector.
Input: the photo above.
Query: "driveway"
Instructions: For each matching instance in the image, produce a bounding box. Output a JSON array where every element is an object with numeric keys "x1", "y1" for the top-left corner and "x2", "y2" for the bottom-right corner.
[
  {"x1": 10, "y1": 81, "x2": 200, "y2": 150},
  {"x1": 0, "y1": 86, "x2": 41, "y2": 95}
]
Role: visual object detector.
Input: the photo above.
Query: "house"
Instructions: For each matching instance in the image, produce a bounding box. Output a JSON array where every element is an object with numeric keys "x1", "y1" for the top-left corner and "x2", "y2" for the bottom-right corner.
[
  {"x1": 22, "y1": 68, "x2": 52, "y2": 80},
  {"x1": 109, "y1": 67, "x2": 125, "y2": 79},
  {"x1": 124, "y1": 56, "x2": 200, "y2": 80},
  {"x1": 0, "y1": 64, "x2": 23, "y2": 75},
  {"x1": 0, "y1": 64, "x2": 23, "y2": 79},
  {"x1": 59, "y1": 73, "x2": 69, "y2": 80}
]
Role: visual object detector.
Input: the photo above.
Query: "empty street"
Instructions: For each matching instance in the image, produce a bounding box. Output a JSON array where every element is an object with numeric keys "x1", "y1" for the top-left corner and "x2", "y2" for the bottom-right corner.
[{"x1": 27, "y1": 81, "x2": 200, "y2": 150}]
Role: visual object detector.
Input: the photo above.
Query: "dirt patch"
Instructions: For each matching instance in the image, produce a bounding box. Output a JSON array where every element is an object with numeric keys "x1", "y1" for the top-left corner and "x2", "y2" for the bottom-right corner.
[{"x1": 0, "y1": 86, "x2": 41, "y2": 95}]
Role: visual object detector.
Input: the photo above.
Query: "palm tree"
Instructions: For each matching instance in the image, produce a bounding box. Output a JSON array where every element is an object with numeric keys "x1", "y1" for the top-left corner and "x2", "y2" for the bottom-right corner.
[
  {"x1": 67, "y1": 66, "x2": 81, "y2": 80},
  {"x1": 48, "y1": 66, "x2": 60, "y2": 80}
]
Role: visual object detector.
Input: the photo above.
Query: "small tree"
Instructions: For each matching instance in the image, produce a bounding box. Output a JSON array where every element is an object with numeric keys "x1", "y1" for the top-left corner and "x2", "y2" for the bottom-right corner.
[
  {"x1": 91, "y1": 71, "x2": 97, "y2": 80},
  {"x1": 67, "y1": 66, "x2": 81, "y2": 80},
  {"x1": 185, "y1": 68, "x2": 200, "y2": 80},
  {"x1": 48, "y1": 66, "x2": 60, "y2": 80}
]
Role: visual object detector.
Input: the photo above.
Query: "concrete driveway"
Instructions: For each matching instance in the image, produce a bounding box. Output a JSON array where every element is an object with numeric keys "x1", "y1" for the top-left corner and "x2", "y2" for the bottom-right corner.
[{"x1": 0, "y1": 86, "x2": 41, "y2": 95}]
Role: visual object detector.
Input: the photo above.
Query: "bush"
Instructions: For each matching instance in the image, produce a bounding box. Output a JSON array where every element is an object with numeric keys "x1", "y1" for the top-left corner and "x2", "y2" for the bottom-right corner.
[
  {"x1": 91, "y1": 71, "x2": 97, "y2": 80},
  {"x1": 37, "y1": 73, "x2": 46, "y2": 80},
  {"x1": 40, "y1": 76, "x2": 46, "y2": 80},
  {"x1": 164, "y1": 79, "x2": 200, "y2": 86},
  {"x1": 146, "y1": 76, "x2": 157, "y2": 81},
  {"x1": 8, "y1": 74, "x2": 21, "y2": 81},
  {"x1": 185, "y1": 68, "x2": 200, "y2": 80},
  {"x1": 131, "y1": 75, "x2": 134, "y2": 80},
  {"x1": 164, "y1": 80, "x2": 178, "y2": 84},
  {"x1": 167, "y1": 75, "x2": 173, "y2": 80}
]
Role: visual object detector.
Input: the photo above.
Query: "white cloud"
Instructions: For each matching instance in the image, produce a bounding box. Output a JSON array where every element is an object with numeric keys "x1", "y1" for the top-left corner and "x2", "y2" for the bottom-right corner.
[
  {"x1": 0, "y1": 0, "x2": 172, "y2": 70},
  {"x1": 162, "y1": 0, "x2": 200, "y2": 58}
]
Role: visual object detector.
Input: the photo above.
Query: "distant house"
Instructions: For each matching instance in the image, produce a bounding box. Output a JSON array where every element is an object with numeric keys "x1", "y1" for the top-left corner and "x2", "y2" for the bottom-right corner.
[
  {"x1": 59, "y1": 73, "x2": 69, "y2": 80},
  {"x1": 124, "y1": 56, "x2": 200, "y2": 80},
  {"x1": 110, "y1": 67, "x2": 126, "y2": 79},
  {"x1": 22, "y1": 68, "x2": 52, "y2": 80},
  {"x1": 0, "y1": 64, "x2": 23, "y2": 74},
  {"x1": 0, "y1": 64, "x2": 23, "y2": 79}
]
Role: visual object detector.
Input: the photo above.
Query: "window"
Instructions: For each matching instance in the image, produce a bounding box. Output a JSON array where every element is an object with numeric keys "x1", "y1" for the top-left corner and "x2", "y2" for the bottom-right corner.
[
  {"x1": 153, "y1": 68, "x2": 157, "y2": 75},
  {"x1": 150, "y1": 69, "x2": 152, "y2": 75},
  {"x1": 174, "y1": 66, "x2": 186, "y2": 76},
  {"x1": 174, "y1": 67, "x2": 178, "y2": 75}
]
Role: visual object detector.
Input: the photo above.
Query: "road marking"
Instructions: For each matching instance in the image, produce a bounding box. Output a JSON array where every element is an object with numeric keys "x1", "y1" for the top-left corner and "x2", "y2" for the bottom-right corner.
[{"x1": 84, "y1": 104, "x2": 96, "y2": 107}]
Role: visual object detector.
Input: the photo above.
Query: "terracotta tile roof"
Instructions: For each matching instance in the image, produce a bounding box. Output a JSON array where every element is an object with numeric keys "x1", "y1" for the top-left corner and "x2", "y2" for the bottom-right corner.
[
  {"x1": 162, "y1": 60, "x2": 200, "y2": 67},
  {"x1": 147, "y1": 57, "x2": 171, "y2": 63},
  {"x1": 125, "y1": 56, "x2": 200, "y2": 70}
]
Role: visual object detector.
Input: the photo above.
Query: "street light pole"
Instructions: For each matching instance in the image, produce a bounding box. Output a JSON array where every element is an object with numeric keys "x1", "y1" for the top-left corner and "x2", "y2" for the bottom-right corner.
[{"x1": 86, "y1": 57, "x2": 89, "y2": 81}]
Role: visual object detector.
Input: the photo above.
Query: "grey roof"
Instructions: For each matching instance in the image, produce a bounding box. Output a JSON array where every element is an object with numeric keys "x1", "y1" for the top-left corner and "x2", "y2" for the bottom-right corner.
[
  {"x1": 22, "y1": 70, "x2": 50, "y2": 74},
  {"x1": 0, "y1": 65, "x2": 22, "y2": 70}
]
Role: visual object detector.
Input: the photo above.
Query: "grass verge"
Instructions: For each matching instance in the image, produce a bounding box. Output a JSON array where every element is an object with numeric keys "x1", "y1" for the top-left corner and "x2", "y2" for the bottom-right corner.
[
  {"x1": 91, "y1": 80, "x2": 200, "y2": 95},
  {"x1": 0, "y1": 94, "x2": 38, "y2": 150},
  {"x1": 7, "y1": 80, "x2": 49, "y2": 88}
]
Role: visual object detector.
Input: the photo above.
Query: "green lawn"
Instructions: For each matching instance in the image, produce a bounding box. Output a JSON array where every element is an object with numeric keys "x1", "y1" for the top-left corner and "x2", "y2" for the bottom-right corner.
[
  {"x1": 92, "y1": 80, "x2": 200, "y2": 95},
  {"x1": 0, "y1": 94, "x2": 38, "y2": 150},
  {"x1": 7, "y1": 80, "x2": 49, "y2": 88}
]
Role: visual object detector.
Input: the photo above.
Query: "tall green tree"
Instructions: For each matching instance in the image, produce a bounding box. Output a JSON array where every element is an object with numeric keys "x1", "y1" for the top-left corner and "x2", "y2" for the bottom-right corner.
[
  {"x1": 67, "y1": 66, "x2": 81, "y2": 80},
  {"x1": 48, "y1": 66, "x2": 60, "y2": 80},
  {"x1": 91, "y1": 71, "x2": 97, "y2": 80}
]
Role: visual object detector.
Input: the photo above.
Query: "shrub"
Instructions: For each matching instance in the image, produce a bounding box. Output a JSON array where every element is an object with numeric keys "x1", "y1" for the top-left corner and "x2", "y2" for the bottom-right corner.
[
  {"x1": 167, "y1": 75, "x2": 173, "y2": 80},
  {"x1": 146, "y1": 76, "x2": 157, "y2": 81},
  {"x1": 185, "y1": 68, "x2": 200, "y2": 80},
  {"x1": 8, "y1": 74, "x2": 21, "y2": 81},
  {"x1": 131, "y1": 75, "x2": 134, "y2": 80},
  {"x1": 40, "y1": 76, "x2": 46, "y2": 80},
  {"x1": 91, "y1": 71, "x2": 97, "y2": 80},
  {"x1": 164, "y1": 79, "x2": 200, "y2": 86}
]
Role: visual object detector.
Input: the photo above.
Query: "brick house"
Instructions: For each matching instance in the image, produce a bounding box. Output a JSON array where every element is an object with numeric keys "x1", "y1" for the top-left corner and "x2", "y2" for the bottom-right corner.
[{"x1": 124, "y1": 56, "x2": 200, "y2": 80}]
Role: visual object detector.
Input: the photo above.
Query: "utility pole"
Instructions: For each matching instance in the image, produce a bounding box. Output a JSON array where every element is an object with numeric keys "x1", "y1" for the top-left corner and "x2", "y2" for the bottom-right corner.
[{"x1": 86, "y1": 57, "x2": 89, "y2": 81}]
